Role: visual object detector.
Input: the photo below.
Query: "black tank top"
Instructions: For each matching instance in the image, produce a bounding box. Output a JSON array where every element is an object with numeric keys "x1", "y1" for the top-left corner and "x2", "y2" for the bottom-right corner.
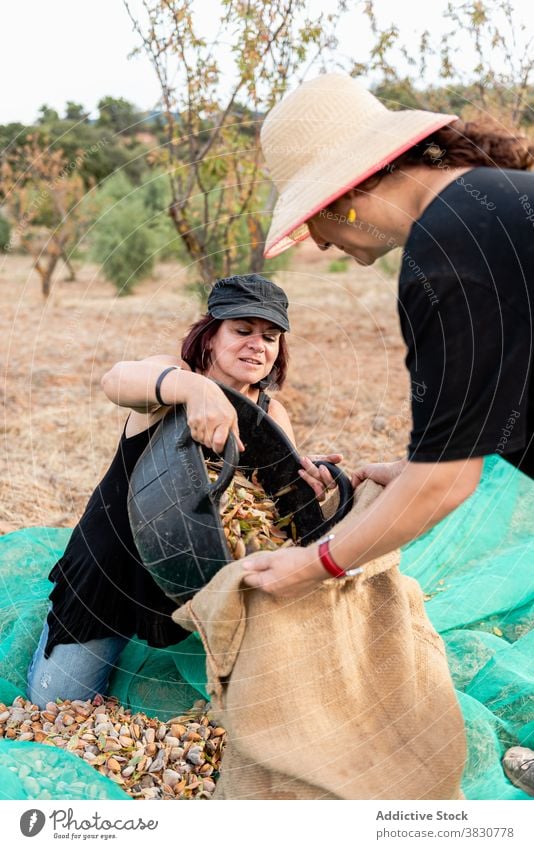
[{"x1": 45, "y1": 390, "x2": 271, "y2": 657}]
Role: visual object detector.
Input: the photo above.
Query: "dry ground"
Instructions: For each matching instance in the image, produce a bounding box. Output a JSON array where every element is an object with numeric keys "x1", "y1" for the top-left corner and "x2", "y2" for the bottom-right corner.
[{"x1": 0, "y1": 243, "x2": 410, "y2": 534}]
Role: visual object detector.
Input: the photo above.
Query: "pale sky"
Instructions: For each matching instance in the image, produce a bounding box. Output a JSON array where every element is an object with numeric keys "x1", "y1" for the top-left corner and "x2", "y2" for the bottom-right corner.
[{"x1": 2, "y1": 0, "x2": 533, "y2": 124}]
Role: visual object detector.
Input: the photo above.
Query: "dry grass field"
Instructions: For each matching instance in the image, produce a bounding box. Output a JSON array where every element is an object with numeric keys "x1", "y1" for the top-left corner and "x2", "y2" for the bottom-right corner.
[{"x1": 0, "y1": 243, "x2": 410, "y2": 534}]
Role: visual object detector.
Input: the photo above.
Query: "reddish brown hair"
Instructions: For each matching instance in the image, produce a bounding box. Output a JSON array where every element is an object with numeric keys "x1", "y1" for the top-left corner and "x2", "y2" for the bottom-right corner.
[
  {"x1": 352, "y1": 118, "x2": 533, "y2": 195},
  {"x1": 181, "y1": 313, "x2": 289, "y2": 390}
]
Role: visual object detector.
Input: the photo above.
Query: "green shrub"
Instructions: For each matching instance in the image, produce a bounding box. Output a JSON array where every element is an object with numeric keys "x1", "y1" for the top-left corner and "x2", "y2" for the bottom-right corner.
[
  {"x1": 90, "y1": 200, "x2": 156, "y2": 294},
  {"x1": 0, "y1": 215, "x2": 11, "y2": 252},
  {"x1": 139, "y1": 173, "x2": 188, "y2": 263},
  {"x1": 97, "y1": 171, "x2": 135, "y2": 205},
  {"x1": 92, "y1": 171, "x2": 188, "y2": 267}
]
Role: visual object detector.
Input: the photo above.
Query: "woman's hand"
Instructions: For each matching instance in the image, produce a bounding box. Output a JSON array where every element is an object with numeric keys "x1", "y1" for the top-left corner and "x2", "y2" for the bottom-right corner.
[
  {"x1": 351, "y1": 458, "x2": 407, "y2": 489},
  {"x1": 242, "y1": 544, "x2": 325, "y2": 598},
  {"x1": 298, "y1": 453, "x2": 343, "y2": 501},
  {"x1": 183, "y1": 372, "x2": 244, "y2": 453}
]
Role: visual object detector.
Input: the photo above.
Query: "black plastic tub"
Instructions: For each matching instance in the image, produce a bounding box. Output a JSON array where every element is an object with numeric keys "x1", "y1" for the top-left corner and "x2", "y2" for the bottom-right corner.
[{"x1": 128, "y1": 384, "x2": 353, "y2": 602}]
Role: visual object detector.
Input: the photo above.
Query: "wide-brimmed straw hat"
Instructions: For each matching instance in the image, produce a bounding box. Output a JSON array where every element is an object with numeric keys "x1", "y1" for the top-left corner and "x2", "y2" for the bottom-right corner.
[{"x1": 261, "y1": 73, "x2": 457, "y2": 258}]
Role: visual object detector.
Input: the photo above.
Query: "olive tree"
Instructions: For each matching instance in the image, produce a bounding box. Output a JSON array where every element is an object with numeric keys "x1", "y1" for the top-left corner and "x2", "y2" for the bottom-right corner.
[{"x1": 125, "y1": 0, "x2": 344, "y2": 285}]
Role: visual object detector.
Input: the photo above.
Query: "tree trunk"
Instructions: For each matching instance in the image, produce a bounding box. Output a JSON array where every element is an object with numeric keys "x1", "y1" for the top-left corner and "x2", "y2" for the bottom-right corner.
[
  {"x1": 35, "y1": 251, "x2": 60, "y2": 298},
  {"x1": 249, "y1": 243, "x2": 265, "y2": 274},
  {"x1": 198, "y1": 254, "x2": 216, "y2": 287},
  {"x1": 248, "y1": 216, "x2": 266, "y2": 274},
  {"x1": 169, "y1": 202, "x2": 218, "y2": 290},
  {"x1": 62, "y1": 252, "x2": 76, "y2": 281},
  {"x1": 41, "y1": 268, "x2": 53, "y2": 297}
]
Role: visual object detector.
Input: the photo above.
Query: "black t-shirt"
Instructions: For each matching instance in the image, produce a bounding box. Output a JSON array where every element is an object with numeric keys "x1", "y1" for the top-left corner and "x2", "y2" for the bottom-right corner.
[{"x1": 398, "y1": 167, "x2": 534, "y2": 478}]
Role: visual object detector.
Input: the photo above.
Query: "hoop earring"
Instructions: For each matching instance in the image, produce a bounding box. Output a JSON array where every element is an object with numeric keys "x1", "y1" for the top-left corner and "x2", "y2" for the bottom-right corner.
[
  {"x1": 201, "y1": 349, "x2": 210, "y2": 371},
  {"x1": 347, "y1": 208, "x2": 357, "y2": 223}
]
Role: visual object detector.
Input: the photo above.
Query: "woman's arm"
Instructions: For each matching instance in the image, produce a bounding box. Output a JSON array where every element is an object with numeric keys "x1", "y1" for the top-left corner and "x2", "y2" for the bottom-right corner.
[
  {"x1": 101, "y1": 356, "x2": 243, "y2": 452},
  {"x1": 101, "y1": 355, "x2": 185, "y2": 412}
]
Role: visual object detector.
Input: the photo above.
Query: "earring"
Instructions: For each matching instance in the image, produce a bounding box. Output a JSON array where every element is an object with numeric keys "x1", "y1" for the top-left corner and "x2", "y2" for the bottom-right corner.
[{"x1": 347, "y1": 208, "x2": 357, "y2": 223}]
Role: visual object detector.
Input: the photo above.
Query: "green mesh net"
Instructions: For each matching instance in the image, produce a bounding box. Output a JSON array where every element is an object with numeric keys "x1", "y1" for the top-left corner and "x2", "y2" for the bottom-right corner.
[
  {"x1": 0, "y1": 740, "x2": 129, "y2": 800},
  {"x1": 400, "y1": 454, "x2": 534, "y2": 801},
  {"x1": 0, "y1": 455, "x2": 532, "y2": 800}
]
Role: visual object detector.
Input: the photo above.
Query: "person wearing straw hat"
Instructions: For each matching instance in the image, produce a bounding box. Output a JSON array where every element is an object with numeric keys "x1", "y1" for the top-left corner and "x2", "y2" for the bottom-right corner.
[{"x1": 242, "y1": 73, "x2": 534, "y2": 603}]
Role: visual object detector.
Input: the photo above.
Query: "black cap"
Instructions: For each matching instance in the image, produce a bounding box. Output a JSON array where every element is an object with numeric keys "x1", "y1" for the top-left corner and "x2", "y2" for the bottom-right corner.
[{"x1": 207, "y1": 274, "x2": 290, "y2": 332}]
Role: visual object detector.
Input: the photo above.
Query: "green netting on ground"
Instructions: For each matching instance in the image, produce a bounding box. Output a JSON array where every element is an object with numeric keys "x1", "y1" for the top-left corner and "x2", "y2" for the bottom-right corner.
[
  {"x1": 400, "y1": 454, "x2": 534, "y2": 801},
  {"x1": 0, "y1": 526, "x2": 206, "y2": 800},
  {"x1": 0, "y1": 741, "x2": 129, "y2": 800},
  {"x1": 0, "y1": 455, "x2": 532, "y2": 800}
]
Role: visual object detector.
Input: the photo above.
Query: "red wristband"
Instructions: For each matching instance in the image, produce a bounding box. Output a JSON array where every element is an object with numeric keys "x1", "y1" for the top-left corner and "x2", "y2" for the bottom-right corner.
[{"x1": 318, "y1": 535, "x2": 346, "y2": 578}]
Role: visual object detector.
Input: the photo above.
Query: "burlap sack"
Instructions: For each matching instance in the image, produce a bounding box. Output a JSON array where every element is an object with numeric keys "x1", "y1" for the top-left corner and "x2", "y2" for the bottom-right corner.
[{"x1": 173, "y1": 480, "x2": 466, "y2": 800}]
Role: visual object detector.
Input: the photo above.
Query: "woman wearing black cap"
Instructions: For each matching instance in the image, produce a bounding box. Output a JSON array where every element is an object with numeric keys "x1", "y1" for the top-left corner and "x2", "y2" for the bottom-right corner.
[
  {"x1": 104, "y1": 274, "x2": 296, "y2": 454},
  {"x1": 27, "y1": 274, "x2": 339, "y2": 707}
]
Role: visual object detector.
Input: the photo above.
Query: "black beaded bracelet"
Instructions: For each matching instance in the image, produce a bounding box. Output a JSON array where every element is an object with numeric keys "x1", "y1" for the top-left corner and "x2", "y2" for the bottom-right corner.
[{"x1": 155, "y1": 366, "x2": 178, "y2": 406}]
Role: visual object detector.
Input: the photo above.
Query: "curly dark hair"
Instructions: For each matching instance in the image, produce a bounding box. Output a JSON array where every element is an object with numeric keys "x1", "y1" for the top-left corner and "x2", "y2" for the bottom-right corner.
[
  {"x1": 352, "y1": 118, "x2": 534, "y2": 195},
  {"x1": 181, "y1": 313, "x2": 289, "y2": 390}
]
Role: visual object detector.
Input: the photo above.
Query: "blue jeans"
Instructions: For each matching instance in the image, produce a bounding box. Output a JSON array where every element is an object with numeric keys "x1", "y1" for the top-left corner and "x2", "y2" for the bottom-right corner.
[{"x1": 27, "y1": 621, "x2": 128, "y2": 708}]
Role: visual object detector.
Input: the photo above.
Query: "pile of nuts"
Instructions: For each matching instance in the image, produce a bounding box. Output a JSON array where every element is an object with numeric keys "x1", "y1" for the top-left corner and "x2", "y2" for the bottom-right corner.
[
  {"x1": 0, "y1": 695, "x2": 225, "y2": 799},
  {"x1": 207, "y1": 461, "x2": 296, "y2": 559}
]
